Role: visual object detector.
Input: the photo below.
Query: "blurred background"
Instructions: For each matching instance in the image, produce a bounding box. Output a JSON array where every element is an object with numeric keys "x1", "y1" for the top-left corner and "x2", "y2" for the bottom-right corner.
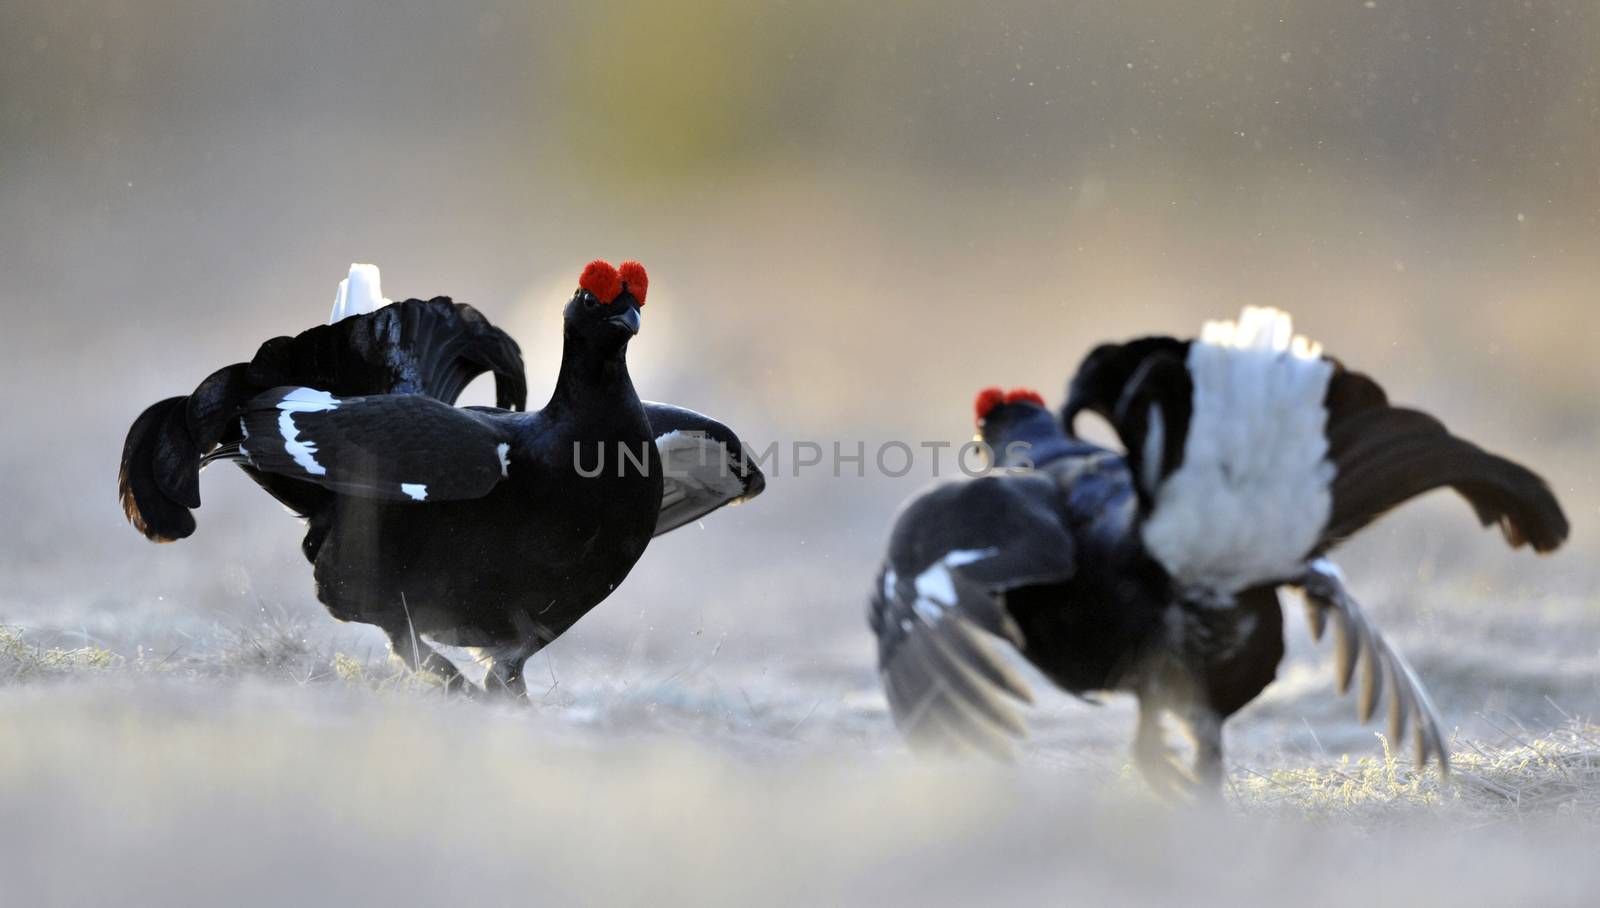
[{"x1": 1, "y1": 4, "x2": 1598, "y2": 888}]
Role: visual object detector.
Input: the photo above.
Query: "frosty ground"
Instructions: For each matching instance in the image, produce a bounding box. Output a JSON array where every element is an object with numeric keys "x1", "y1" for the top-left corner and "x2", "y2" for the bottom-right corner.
[
  {"x1": 6, "y1": 1, "x2": 1600, "y2": 901},
  {"x1": 2, "y1": 540, "x2": 1598, "y2": 907},
  {"x1": 4, "y1": 253, "x2": 1598, "y2": 902}
]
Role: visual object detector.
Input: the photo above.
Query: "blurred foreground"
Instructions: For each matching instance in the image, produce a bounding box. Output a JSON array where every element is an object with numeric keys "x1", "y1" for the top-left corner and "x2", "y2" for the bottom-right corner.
[{"x1": 1, "y1": 633, "x2": 1598, "y2": 906}]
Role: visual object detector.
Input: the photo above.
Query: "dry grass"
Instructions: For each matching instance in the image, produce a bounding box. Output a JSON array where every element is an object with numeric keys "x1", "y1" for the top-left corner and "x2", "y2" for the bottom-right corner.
[
  {"x1": 1234, "y1": 722, "x2": 1600, "y2": 827},
  {"x1": 3, "y1": 622, "x2": 1600, "y2": 906},
  {"x1": 0, "y1": 626, "x2": 122, "y2": 679},
  {"x1": 6, "y1": 621, "x2": 1598, "y2": 832}
]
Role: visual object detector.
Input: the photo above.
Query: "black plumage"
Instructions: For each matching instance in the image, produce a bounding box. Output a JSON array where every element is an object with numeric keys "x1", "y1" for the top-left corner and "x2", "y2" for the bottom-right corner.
[
  {"x1": 120, "y1": 296, "x2": 526, "y2": 542},
  {"x1": 871, "y1": 402, "x2": 1168, "y2": 762},
  {"x1": 871, "y1": 311, "x2": 1569, "y2": 795},
  {"x1": 120, "y1": 263, "x2": 764, "y2": 694},
  {"x1": 1067, "y1": 340, "x2": 1568, "y2": 557}
]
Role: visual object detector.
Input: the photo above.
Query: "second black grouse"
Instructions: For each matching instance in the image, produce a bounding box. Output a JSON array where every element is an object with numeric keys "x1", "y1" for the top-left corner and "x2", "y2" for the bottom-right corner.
[{"x1": 870, "y1": 307, "x2": 1567, "y2": 795}]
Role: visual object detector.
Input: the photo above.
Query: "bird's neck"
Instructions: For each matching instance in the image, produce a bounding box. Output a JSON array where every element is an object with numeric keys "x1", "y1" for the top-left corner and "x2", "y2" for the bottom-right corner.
[
  {"x1": 989, "y1": 410, "x2": 1090, "y2": 469},
  {"x1": 546, "y1": 333, "x2": 642, "y2": 420}
]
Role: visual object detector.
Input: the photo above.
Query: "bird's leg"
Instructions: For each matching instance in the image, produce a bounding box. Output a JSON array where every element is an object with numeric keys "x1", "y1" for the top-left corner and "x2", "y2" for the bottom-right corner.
[
  {"x1": 1176, "y1": 704, "x2": 1226, "y2": 798},
  {"x1": 481, "y1": 614, "x2": 559, "y2": 701},
  {"x1": 382, "y1": 625, "x2": 469, "y2": 694},
  {"x1": 482, "y1": 647, "x2": 530, "y2": 700},
  {"x1": 1133, "y1": 697, "x2": 1194, "y2": 801}
]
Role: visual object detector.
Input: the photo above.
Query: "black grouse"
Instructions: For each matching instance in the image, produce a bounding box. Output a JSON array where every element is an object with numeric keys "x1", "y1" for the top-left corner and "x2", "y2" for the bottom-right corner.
[
  {"x1": 120, "y1": 260, "x2": 764, "y2": 695},
  {"x1": 869, "y1": 307, "x2": 1568, "y2": 795}
]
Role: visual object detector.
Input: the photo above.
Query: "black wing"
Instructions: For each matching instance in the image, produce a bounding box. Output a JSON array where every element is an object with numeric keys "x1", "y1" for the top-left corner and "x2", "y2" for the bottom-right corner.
[
  {"x1": 209, "y1": 387, "x2": 514, "y2": 503},
  {"x1": 643, "y1": 402, "x2": 766, "y2": 536},
  {"x1": 1319, "y1": 371, "x2": 1568, "y2": 554},
  {"x1": 869, "y1": 473, "x2": 1077, "y2": 758}
]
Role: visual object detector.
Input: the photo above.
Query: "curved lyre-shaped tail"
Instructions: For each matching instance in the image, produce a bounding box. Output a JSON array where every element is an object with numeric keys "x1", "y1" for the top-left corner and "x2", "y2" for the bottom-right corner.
[{"x1": 118, "y1": 289, "x2": 527, "y2": 542}]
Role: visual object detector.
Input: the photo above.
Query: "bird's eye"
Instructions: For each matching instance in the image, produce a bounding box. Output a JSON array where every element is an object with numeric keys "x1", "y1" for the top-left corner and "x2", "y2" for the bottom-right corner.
[{"x1": 581, "y1": 291, "x2": 599, "y2": 309}]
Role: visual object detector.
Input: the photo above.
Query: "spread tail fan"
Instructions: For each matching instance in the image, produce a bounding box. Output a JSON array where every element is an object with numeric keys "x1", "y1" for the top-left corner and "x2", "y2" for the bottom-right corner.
[
  {"x1": 1063, "y1": 316, "x2": 1570, "y2": 592},
  {"x1": 247, "y1": 296, "x2": 527, "y2": 411},
  {"x1": 118, "y1": 290, "x2": 527, "y2": 542}
]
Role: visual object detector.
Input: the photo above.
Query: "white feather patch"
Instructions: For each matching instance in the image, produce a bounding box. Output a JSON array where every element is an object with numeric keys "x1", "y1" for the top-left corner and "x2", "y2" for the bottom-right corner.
[
  {"x1": 496, "y1": 442, "x2": 511, "y2": 477},
  {"x1": 400, "y1": 483, "x2": 428, "y2": 501},
  {"x1": 328, "y1": 263, "x2": 392, "y2": 324},
  {"x1": 910, "y1": 548, "x2": 997, "y2": 623},
  {"x1": 944, "y1": 548, "x2": 997, "y2": 569},
  {"x1": 655, "y1": 430, "x2": 745, "y2": 500},
  {"x1": 914, "y1": 564, "x2": 958, "y2": 609},
  {"x1": 1141, "y1": 306, "x2": 1336, "y2": 596},
  {"x1": 276, "y1": 388, "x2": 341, "y2": 477}
]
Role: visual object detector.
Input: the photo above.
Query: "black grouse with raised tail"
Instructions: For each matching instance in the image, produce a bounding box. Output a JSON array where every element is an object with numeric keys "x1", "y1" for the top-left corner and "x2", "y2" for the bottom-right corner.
[
  {"x1": 121, "y1": 260, "x2": 764, "y2": 694},
  {"x1": 870, "y1": 308, "x2": 1567, "y2": 795}
]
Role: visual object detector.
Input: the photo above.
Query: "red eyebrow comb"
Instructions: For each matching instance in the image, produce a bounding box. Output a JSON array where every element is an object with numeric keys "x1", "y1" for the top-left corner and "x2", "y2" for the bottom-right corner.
[
  {"x1": 976, "y1": 387, "x2": 1048, "y2": 425},
  {"x1": 579, "y1": 260, "x2": 622, "y2": 305},
  {"x1": 975, "y1": 387, "x2": 1006, "y2": 423},
  {"x1": 618, "y1": 261, "x2": 648, "y2": 307}
]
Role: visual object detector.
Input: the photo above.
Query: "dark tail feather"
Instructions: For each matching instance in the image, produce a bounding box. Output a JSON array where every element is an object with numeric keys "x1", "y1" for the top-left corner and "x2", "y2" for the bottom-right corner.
[
  {"x1": 430, "y1": 302, "x2": 527, "y2": 410},
  {"x1": 119, "y1": 397, "x2": 199, "y2": 542},
  {"x1": 245, "y1": 298, "x2": 527, "y2": 410},
  {"x1": 187, "y1": 363, "x2": 254, "y2": 450},
  {"x1": 1323, "y1": 406, "x2": 1569, "y2": 554},
  {"x1": 119, "y1": 297, "x2": 525, "y2": 542},
  {"x1": 120, "y1": 364, "x2": 259, "y2": 542},
  {"x1": 152, "y1": 395, "x2": 201, "y2": 508}
]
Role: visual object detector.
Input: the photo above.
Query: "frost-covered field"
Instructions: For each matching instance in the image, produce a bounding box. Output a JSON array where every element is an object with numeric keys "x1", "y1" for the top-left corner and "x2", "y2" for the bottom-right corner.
[
  {"x1": 4, "y1": 189, "x2": 1598, "y2": 904},
  {"x1": 5, "y1": 322, "x2": 1599, "y2": 905},
  {"x1": 7, "y1": 1, "x2": 1600, "y2": 902},
  {"x1": 1, "y1": 618, "x2": 1599, "y2": 907},
  {"x1": 3, "y1": 489, "x2": 1600, "y2": 906}
]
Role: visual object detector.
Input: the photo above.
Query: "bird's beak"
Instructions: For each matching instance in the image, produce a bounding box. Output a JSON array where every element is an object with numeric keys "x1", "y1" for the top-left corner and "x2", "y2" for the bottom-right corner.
[{"x1": 607, "y1": 306, "x2": 641, "y2": 336}]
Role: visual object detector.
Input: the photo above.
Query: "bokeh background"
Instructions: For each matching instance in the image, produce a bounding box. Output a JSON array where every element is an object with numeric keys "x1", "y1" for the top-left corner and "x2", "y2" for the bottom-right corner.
[{"x1": 2, "y1": 2, "x2": 1598, "y2": 902}]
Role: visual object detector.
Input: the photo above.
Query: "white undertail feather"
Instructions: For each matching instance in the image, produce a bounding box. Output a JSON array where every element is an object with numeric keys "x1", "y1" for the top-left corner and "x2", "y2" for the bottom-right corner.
[
  {"x1": 328, "y1": 263, "x2": 391, "y2": 324},
  {"x1": 1141, "y1": 306, "x2": 1336, "y2": 597}
]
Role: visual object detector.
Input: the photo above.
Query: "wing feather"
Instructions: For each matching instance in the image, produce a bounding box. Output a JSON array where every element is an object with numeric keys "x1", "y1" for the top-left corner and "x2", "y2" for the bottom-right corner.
[
  {"x1": 223, "y1": 387, "x2": 513, "y2": 503},
  {"x1": 870, "y1": 474, "x2": 1076, "y2": 757},
  {"x1": 1294, "y1": 559, "x2": 1450, "y2": 772},
  {"x1": 643, "y1": 402, "x2": 765, "y2": 536}
]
